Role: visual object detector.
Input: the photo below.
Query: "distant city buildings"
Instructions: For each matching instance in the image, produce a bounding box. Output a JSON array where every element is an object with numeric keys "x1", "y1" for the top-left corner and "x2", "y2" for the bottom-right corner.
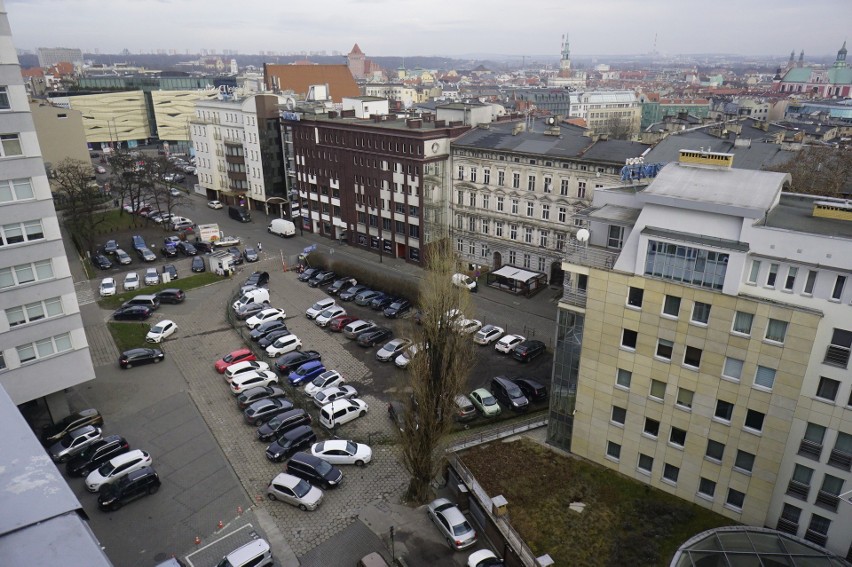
[
  {"x1": 775, "y1": 42, "x2": 851, "y2": 97},
  {"x1": 36, "y1": 46, "x2": 83, "y2": 69}
]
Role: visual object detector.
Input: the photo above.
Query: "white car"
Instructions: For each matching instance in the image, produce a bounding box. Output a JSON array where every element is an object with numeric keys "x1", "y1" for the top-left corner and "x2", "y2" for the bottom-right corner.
[
  {"x1": 394, "y1": 343, "x2": 421, "y2": 369},
  {"x1": 266, "y1": 472, "x2": 324, "y2": 511},
  {"x1": 305, "y1": 297, "x2": 336, "y2": 320},
  {"x1": 144, "y1": 268, "x2": 159, "y2": 286},
  {"x1": 170, "y1": 216, "x2": 192, "y2": 230},
  {"x1": 319, "y1": 398, "x2": 368, "y2": 429},
  {"x1": 473, "y1": 325, "x2": 504, "y2": 345},
  {"x1": 314, "y1": 306, "x2": 346, "y2": 327},
  {"x1": 452, "y1": 272, "x2": 478, "y2": 291},
  {"x1": 304, "y1": 370, "x2": 344, "y2": 397},
  {"x1": 310, "y1": 440, "x2": 372, "y2": 466},
  {"x1": 208, "y1": 200, "x2": 223, "y2": 209},
  {"x1": 123, "y1": 272, "x2": 140, "y2": 291},
  {"x1": 495, "y1": 334, "x2": 526, "y2": 354},
  {"x1": 146, "y1": 319, "x2": 177, "y2": 343},
  {"x1": 376, "y1": 338, "x2": 413, "y2": 362},
  {"x1": 225, "y1": 360, "x2": 271, "y2": 383},
  {"x1": 86, "y1": 450, "x2": 152, "y2": 492},
  {"x1": 265, "y1": 334, "x2": 302, "y2": 357},
  {"x1": 246, "y1": 308, "x2": 287, "y2": 330},
  {"x1": 312, "y1": 385, "x2": 358, "y2": 408},
  {"x1": 456, "y1": 318, "x2": 483, "y2": 335},
  {"x1": 467, "y1": 549, "x2": 500, "y2": 567},
  {"x1": 215, "y1": 235, "x2": 240, "y2": 247},
  {"x1": 99, "y1": 277, "x2": 117, "y2": 297},
  {"x1": 229, "y1": 370, "x2": 279, "y2": 395}
]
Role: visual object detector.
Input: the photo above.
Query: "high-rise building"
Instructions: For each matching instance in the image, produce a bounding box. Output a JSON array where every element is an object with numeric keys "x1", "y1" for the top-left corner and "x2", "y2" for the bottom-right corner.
[
  {"x1": 36, "y1": 46, "x2": 83, "y2": 69},
  {"x1": 1, "y1": 4, "x2": 96, "y2": 411}
]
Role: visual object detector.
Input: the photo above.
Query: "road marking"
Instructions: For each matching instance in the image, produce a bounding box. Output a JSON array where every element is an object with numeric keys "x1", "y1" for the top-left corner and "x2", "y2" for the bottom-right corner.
[{"x1": 184, "y1": 522, "x2": 254, "y2": 566}]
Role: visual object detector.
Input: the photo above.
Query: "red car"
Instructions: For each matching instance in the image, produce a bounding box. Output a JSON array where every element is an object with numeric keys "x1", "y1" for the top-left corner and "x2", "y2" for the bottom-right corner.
[
  {"x1": 328, "y1": 315, "x2": 358, "y2": 332},
  {"x1": 214, "y1": 348, "x2": 257, "y2": 373}
]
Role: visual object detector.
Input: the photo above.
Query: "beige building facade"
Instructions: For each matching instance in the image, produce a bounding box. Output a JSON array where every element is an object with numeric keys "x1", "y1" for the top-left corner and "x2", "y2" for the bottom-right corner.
[
  {"x1": 29, "y1": 101, "x2": 89, "y2": 166},
  {"x1": 150, "y1": 89, "x2": 218, "y2": 142},
  {"x1": 53, "y1": 90, "x2": 150, "y2": 146}
]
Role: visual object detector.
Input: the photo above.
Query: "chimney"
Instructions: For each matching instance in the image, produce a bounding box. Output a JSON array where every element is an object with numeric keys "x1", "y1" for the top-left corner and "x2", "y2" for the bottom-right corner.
[
  {"x1": 434, "y1": 119, "x2": 446, "y2": 127},
  {"x1": 406, "y1": 118, "x2": 423, "y2": 129}
]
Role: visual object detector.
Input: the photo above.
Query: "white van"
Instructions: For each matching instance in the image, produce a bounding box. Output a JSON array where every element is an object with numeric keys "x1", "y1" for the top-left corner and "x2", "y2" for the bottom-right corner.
[
  {"x1": 268, "y1": 218, "x2": 296, "y2": 237},
  {"x1": 233, "y1": 288, "x2": 270, "y2": 311},
  {"x1": 452, "y1": 273, "x2": 477, "y2": 291},
  {"x1": 319, "y1": 398, "x2": 368, "y2": 429},
  {"x1": 305, "y1": 297, "x2": 335, "y2": 319},
  {"x1": 216, "y1": 538, "x2": 273, "y2": 567}
]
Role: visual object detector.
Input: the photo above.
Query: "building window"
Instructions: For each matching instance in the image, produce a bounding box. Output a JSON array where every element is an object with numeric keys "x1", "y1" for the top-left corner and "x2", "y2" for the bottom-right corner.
[
  {"x1": 560, "y1": 179, "x2": 569, "y2": 195},
  {"x1": 541, "y1": 204, "x2": 550, "y2": 220},
  {"x1": 766, "y1": 263, "x2": 779, "y2": 287},
  {"x1": 539, "y1": 231, "x2": 548, "y2": 248},
  {"x1": 662, "y1": 295, "x2": 681, "y2": 317},
  {"x1": 832, "y1": 275, "x2": 846, "y2": 300},
  {"x1": 0, "y1": 219, "x2": 44, "y2": 246},
  {"x1": 483, "y1": 169, "x2": 490, "y2": 184},
  {"x1": 556, "y1": 233, "x2": 566, "y2": 251},
  {"x1": 498, "y1": 171, "x2": 505, "y2": 186},
  {"x1": 656, "y1": 339, "x2": 673, "y2": 360},
  {"x1": 409, "y1": 225, "x2": 419, "y2": 239},
  {"x1": 662, "y1": 463, "x2": 679, "y2": 484},
  {"x1": 468, "y1": 241, "x2": 475, "y2": 255},
  {"x1": 495, "y1": 222, "x2": 503, "y2": 237},
  {"x1": 511, "y1": 199, "x2": 518, "y2": 215},
  {"x1": 649, "y1": 379, "x2": 666, "y2": 401},
  {"x1": 0, "y1": 178, "x2": 35, "y2": 203},
  {"x1": 526, "y1": 201, "x2": 534, "y2": 217},
  {"x1": 816, "y1": 474, "x2": 844, "y2": 512},
  {"x1": 627, "y1": 286, "x2": 644, "y2": 308},
  {"x1": 607, "y1": 225, "x2": 624, "y2": 249},
  {"x1": 497, "y1": 196, "x2": 504, "y2": 212},
  {"x1": 683, "y1": 346, "x2": 702, "y2": 369},
  {"x1": 606, "y1": 441, "x2": 621, "y2": 461},
  {"x1": 673, "y1": 388, "x2": 692, "y2": 410},
  {"x1": 799, "y1": 423, "x2": 826, "y2": 461},
  {"x1": 714, "y1": 399, "x2": 734, "y2": 422},
  {"x1": 734, "y1": 450, "x2": 755, "y2": 473},
  {"x1": 0, "y1": 134, "x2": 22, "y2": 157},
  {"x1": 645, "y1": 241, "x2": 728, "y2": 290},
  {"x1": 482, "y1": 195, "x2": 489, "y2": 210},
  {"x1": 512, "y1": 173, "x2": 520, "y2": 189},
  {"x1": 481, "y1": 219, "x2": 489, "y2": 235},
  {"x1": 527, "y1": 175, "x2": 535, "y2": 191},
  {"x1": 5, "y1": 297, "x2": 63, "y2": 327},
  {"x1": 747, "y1": 260, "x2": 761, "y2": 284},
  {"x1": 765, "y1": 319, "x2": 788, "y2": 343},
  {"x1": 469, "y1": 192, "x2": 476, "y2": 207},
  {"x1": 621, "y1": 329, "x2": 637, "y2": 350},
  {"x1": 669, "y1": 427, "x2": 686, "y2": 447},
  {"x1": 543, "y1": 177, "x2": 552, "y2": 193},
  {"x1": 611, "y1": 405, "x2": 626, "y2": 426},
  {"x1": 706, "y1": 440, "x2": 725, "y2": 462},
  {"x1": 457, "y1": 165, "x2": 464, "y2": 180},
  {"x1": 456, "y1": 238, "x2": 463, "y2": 252},
  {"x1": 806, "y1": 515, "x2": 831, "y2": 546},
  {"x1": 691, "y1": 302, "x2": 711, "y2": 325},
  {"x1": 722, "y1": 357, "x2": 744, "y2": 381},
  {"x1": 816, "y1": 377, "x2": 840, "y2": 401},
  {"x1": 725, "y1": 489, "x2": 745, "y2": 511},
  {"x1": 750, "y1": 365, "x2": 776, "y2": 390},
  {"x1": 829, "y1": 433, "x2": 852, "y2": 471},
  {"x1": 744, "y1": 409, "x2": 765, "y2": 433},
  {"x1": 824, "y1": 328, "x2": 852, "y2": 368},
  {"x1": 577, "y1": 181, "x2": 586, "y2": 198},
  {"x1": 522, "y1": 254, "x2": 530, "y2": 268},
  {"x1": 643, "y1": 417, "x2": 660, "y2": 438},
  {"x1": 470, "y1": 167, "x2": 477, "y2": 182},
  {"x1": 637, "y1": 454, "x2": 653, "y2": 474},
  {"x1": 508, "y1": 251, "x2": 516, "y2": 264},
  {"x1": 558, "y1": 207, "x2": 567, "y2": 223},
  {"x1": 0, "y1": 259, "x2": 54, "y2": 289},
  {"x1": 698, "y1": 477, "x2": 716, "y2": 499},
  {"x1": 468, "y1": 217, "x2": 476, "y2": 232},
  {"x1": 509, "y1": 224, "x2": 518, "y2": 240},
  {"x1": 784, "y1": 267, "x2": 798, "y2": 291},
  {"x1": 803, "y1": 269, "x2": 817, "y2": 294},
  {"x1": 732, "y1": 311, "x2": 753, "y2": 335},
  {"x1": 457, "y1": 190, "x2": 463, "y2": 205},
  {"x1": 0, "y1": 86, "x2": 9, "y2": 110},
  {"x1": 15, "y1": 332, "x2": 73, "y2": 363},
  {"x1": 616, "y1": 368, "x2": 631, "y2": 389}
]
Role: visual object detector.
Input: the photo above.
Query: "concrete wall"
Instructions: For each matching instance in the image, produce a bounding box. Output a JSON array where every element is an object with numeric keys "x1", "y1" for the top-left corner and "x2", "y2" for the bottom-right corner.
[{"x1": 29, "y1": 101, "x2": 89, "y2": 164}]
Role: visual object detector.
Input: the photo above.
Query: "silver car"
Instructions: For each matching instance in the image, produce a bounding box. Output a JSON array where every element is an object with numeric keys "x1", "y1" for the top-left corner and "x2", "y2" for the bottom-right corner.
[
  {"x1": 48, "y1": 425, "x2": 103, "y2": 463},
  {"x1": 266, "y1": 472, "x2": 323, "y2": 511},
  {"x1": 312, "y1": 385, "x2": 358, "y2": 408},
  {"x1": 427, "y1": 498, "x2": 478, "y2": 550}
]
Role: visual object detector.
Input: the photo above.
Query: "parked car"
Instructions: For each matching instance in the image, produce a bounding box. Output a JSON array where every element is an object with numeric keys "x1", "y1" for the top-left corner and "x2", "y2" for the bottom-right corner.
[
  {"x1": 370, "y1": 294, "x2": 395, "y2": 311},
  {"x1": 194, "y1": 240, "x2": 213, "y2": 254},
  {"x1": 467, "y1": 549, "x2": 503, "y2": 567},
  {"x1": 326, "y1": 276, "x2": 356, "y2": 295},
  {"x1": 132, "y1": 235, "x2": 147, "y2": 250},
  {"x1": 93, "y1": 254, "x2": 112, "y2": 270},
  {"x1": 512, "y1": 378, "x2": 548, "y2": 403},
  {"x1": 456, "y1": 319, "x2": 483, "y2": 335},
  {"x1": 137, "y1": 247, "x2": 156, "y2": 262},
  {"x1": 328, "y1": 315, "x2": 358, "y2": 332},
  {"x1": 112, "y1": 305, "x2": 152, "y2": 321},
  {"x1": 354, "y1": 290, "x2": 382, "y2": 306},
  {"x1": 66, "y1": 435, "x2": 130, "y2": 477},
  {"x1": 228, "y1": 246, "x2": 244, "y2": 265},
  {"x1": 99, "y1": 277, "x2": 117, "y2": 297},
  {"x1": 144, "y1": 268, "x2": 159, "y2": 286},
  {"x1": 393, "y1": 343, "x2": 422, "y2": 369},
  {"x1": 119, "y1": 347, "x2": 164, "y2": 368},
  {"x1": 490, "y1": 376, "x2": 529, "y2": 411},
  {"x1": 230, "y1": 370, "x2": 279, "y2": 395},
  {"x1": 170, "y1": 216, "x2": 192, "y2": 230},
  {"x1": 250, "y1": 319, "x2": 288, "y2": 342},
  {"x1": 265, "y1": 424, "x2": 317, "y2": 462},
  {"x1": 310, "y1": 440, "x2": 372, "y2": 466},
  {"x1": 48, "y1": 425, "x2": 103, "y2": 462},
  {"x1": 191, "y1": 256, "x2": 205, "y2": 272},
  {"x1": 308, "y1": 270, "x2": 336, "y2": 288},
  {"x1": 97, "y1": 466, "x2": 160, "y2": 511},
  {"x1": 512, "y1": 340, "x2": 546, "y2": 362},
  {"x1": 474, "y1": 325, "x2": 504, "y2": 345},
  {"x1": 161, "y1": 242, "x2": 178, "y2": 258},
  {"x1": 114, "y1": 249, "x2": 132, "y2": 265},
  {"x1": 145, "y1": 319, "x2": 177, "y2": 343},
  {"x1": 214, "y1": 348, "x2": 256, "y2": 373},
  {"x1": 454, "y1": 395, "x2": 477, "y2": 423},
  {"x1": 387, "y1": 400, "x2": 416, "y2": 433},
  {"x1": 244, "y1": 397, "x2": 294, "y2": 426},
  {"x1": 319, "y1": 398, "x2": 368, "y2": 429},
  {"x1": 156, "y1": 288, "x2": 185, "y2": 304},
  {"x1": 274, "y1": 350, "x2": 321, "y2": 374},
  {"x1": 103, "y1": 240, "x2": 119, "y2": 255},
  {"x1": 246, "y1": 308, "x2": 287, "y2": 330},
  {"x1": 235, "y1": 302, "x2": 267, "y2": 321},
  {"x1": 427, "y1": 498, "x2": 478, "y2": 550},
  {"x1": 286, "y1": 452, "x2": 343, "y2": 490},
  {"x1": 161, "y1": 264, "x2": 178, "y2": 280},
  {"x1": 343, "y1": 319, "x2": 377, "y2": 339},
  {"x1": 305, "y1": 297, "x2": 335, "y2": 319},
  {"x1": 225, "y1": 360, "x2": 271, "y2": 382},
  {"x1": 86, "y1": 449, "x2": 153, "y2": 493},
  {"x1": 315, "y1": 306, "x2": 346, "y2": 327},
  {"x1": 312, "y1": 385, "x2": 358, "y2": 408},
  {"x1": 236, "y1": 385, "x2": 287, "y2": 410},
  {"x1": 177, "y1": 241, "x2": 197, "y2": 256},
  {"x1": 452, "y1": 273, "x2": 478, "y2": 292},
  {"x1": 383, "y1": 298, "x2": 412, "y2": 318},
  {"x1": 287, "y1": 360, "x2": 326, "y2": 386},
  {"x1": 303, "y1": 370, "x2": 344, "y2": 398},
  {"x1": 339, "y1": 284, "x2": 368, "y2": 302},
  {"x1": 469, "y1": 388, "x2": 501, "y2": 417},
  {"x1": 357, "y1": 327, "x2": 393, "y2": 347},
  {"x1": 266, "y1": 472, "x2": 323, "y2": 511},
  {"x1": 375, "y1": 338, "x2": 413, "y2": 362},
  {"x1": 297, "y1": 267, "x2": 320, "y2": 282},
  {"x1": 256, "y1": 409, "x2": 312, "y2": 443},
  {"x1": 41, "y1": 408, "x2": 104, "y2": 446},
  {"x1": 243, "y1": 247, "x2": 259, "y2": 262},
  {"x1": 244, "y1": 271, "x2": 270, "y2": 289},
  {"x1": 123, "y1": 272, "x2": 140, "y2": 290},
  {"x1": 208, "y1": 200, "x2": 223, "y2": 209},
  {"x1": 494, "y1": 334, "x2": 526, "y2": 354},
  {"x1": 265, "y1": 333, "x2": 302, "y2": 357},
  {"x1": 257, "y1": 328, "x2": 292, "y2": 349}
]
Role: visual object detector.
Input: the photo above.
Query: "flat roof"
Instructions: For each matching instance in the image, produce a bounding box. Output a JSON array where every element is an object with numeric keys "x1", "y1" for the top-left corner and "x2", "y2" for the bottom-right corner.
[
  {"x1": 760, "y1": 193, "x2": 852, "y2": 239},
  {"x1": 586, "y1": 204, "x2": 642, "y2": 225}
]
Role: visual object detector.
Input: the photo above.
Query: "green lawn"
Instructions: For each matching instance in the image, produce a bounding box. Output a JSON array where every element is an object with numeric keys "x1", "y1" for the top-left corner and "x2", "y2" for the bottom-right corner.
[
  {"x1": 107, "y1": 322, "x2": 150, "y2": 352},
  {"x1": 98, "y1": 272, "x2": 223, "y2": 309},
  {"x1": 92, "y1": 209, "x2": 139, "y2": 233}
]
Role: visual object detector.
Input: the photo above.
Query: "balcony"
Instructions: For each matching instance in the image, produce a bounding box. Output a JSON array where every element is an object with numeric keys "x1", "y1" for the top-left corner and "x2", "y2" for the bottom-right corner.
[
  {"x1": 827, "y1": 449, "x2": 851, "y2": 471},
  {"x1": 823, "y1": 345, "x2": 850, "y2": 368},
  {"x1": 804, "y1": 530, "x2": 827, "y2": 547},
  {"x1": 815, "y1": 490, "x2": 840, "y2": 512},
  {"x1": 775, "y1": 518, "x2": 799, "y2": 535},
  {"x1": 797, "y1": 439, "x2": 823, "y2": 461},
  {"x1": 561, "y1": 277, "x2": 588, "y2": 308},
  {"x1": 563, "y1": 241, "x2": 620, "y2": 271},
  {"x1": 786, "y1": 480, "x2": 810, "y2": 501}
]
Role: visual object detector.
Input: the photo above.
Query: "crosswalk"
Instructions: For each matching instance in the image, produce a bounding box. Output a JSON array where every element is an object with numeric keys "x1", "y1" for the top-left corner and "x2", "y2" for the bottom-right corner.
[{"x1": 74, "y1": 280, "x2": 96, "y2": 306}]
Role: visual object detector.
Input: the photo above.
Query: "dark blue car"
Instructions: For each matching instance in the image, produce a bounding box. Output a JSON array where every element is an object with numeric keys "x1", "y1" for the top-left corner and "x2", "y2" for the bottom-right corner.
[{"x1": 288, "y1": 360, "x2": 326, "y2": 386}]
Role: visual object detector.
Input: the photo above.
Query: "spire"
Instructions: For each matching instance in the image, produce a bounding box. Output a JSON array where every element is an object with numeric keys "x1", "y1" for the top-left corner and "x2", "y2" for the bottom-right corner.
[
  {"x1": 798, "y1": 50, "x2": 804, "y2": 67},
  {"x1": 834, "y1": 40, "x2": 847, "y2": 67},
  {"x1": 350, "y1": 43, "x2": 363, "y2": 55}
]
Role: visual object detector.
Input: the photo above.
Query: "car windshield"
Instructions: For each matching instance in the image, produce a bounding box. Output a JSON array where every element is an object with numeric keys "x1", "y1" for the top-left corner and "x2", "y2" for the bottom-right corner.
[
  {"x1": 452, "y1": 520, "x2": 472, "y2": 536},
  {"x1": 345, "y1": 441, "x2": 357, "y2": 454},
  {"x1": 314, "y1": 460, "x2": 333, "y2": 475},
  {"x1": 59, "y1": 434, "x2": 77, "y2": 448},
  {"x1": 390, "y1": 301, "x2": 404, "y2": 308},
  {"x1": 151, "y1": 324, "x2": 165, "y2": 333},
  {"x1": 223, "y1": 353, "x2": 235, "y2": 362},
  {"x1": 319, "y1": 309, "x2": 334, "y2": 317},
  {"x1": 483, "y1": 395, "x2": 497, "y2": 405},
  {"x1": 97, "y1": 461, "x2": 116, "y2": 476},
  {"x1": 311, "y1": 375, "x2": 326, "y2": 386},
  {"x1": 293, "y1": 478, "x2": 312, "y2": 498},
  {"x1": 296, "y1": 365, "x2": 310, "y2": 376}
]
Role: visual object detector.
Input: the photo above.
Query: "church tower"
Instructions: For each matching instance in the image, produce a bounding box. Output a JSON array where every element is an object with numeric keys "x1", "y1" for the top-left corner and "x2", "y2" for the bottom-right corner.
[
  {"x1": 560, "y1": 33, "x2": 572, "y2": 72},
  {"x1": 834, "y1": 41, "x2": 848, "y2": 68}
]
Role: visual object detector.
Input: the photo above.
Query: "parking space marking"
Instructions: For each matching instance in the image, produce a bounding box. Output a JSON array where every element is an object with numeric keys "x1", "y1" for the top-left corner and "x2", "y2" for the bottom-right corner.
[{"x1": 184, "y1": 522, "x2": 255, "y2": 566}]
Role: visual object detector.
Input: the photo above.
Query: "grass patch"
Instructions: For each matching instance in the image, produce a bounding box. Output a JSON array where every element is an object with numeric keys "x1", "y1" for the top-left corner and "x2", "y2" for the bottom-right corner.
[
  {"x1": 460, "y1": 438, "x2": 732, "y2": 567},
  {"x1": 107, "y1": 322, "x2": 150, "y2": 352},
  {"x1": 92, "y1": 209, "x2": 139, "y2": 233},
  {"x1": 98, "y1": 272, "x2": 224, "y2": 309}
]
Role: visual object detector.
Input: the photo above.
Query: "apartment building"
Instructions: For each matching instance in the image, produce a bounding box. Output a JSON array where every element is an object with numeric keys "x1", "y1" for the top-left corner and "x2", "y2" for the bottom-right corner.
[
  {"x1": 550, "y1": 149, "x2": 852, "y2": 557},
  {"x1": 282, "y1": 102, "x2": 469, "y2": 263},
  {"x1": 190, "y1": 93, "x2": 288, "y2": 214},
  {"x1": 450, "y1": 119, "x2": 646, "y2": 283},
  {"x1": 569, "y1": 91, "x2": 641, "y2": 140},
  {"x1": 0, "y1": 2, "x2": 95, "y2": 411}
]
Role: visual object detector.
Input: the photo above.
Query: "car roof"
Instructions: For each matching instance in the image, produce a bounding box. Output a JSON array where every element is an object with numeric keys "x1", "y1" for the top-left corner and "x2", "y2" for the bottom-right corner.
[
  {"x1": 471, "y1": 388, "x2": 491, "y2": 396},
  {"x1": 271, "y1": 472, "x2": 303, "y2": 489},
  {"x1": 109, "y1": 449, "x2": 145, "y2": 466}
]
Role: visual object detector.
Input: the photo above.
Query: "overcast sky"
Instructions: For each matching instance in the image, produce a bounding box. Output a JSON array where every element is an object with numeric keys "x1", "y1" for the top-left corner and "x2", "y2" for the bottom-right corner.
[{"x1": 6, "y1": 0, "x2": 849, "y2": 58}]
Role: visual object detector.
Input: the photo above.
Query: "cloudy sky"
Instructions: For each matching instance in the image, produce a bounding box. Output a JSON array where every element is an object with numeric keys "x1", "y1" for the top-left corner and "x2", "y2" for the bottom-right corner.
[{"x1": 6, "y1": 0, "x2": 849, "y2": 58}]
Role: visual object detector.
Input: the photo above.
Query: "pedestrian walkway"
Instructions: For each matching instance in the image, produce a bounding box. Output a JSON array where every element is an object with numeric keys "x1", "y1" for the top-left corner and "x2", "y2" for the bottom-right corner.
[
  {"x1": 74, "y1": 280, "x2": 97, "y2": 306},
  {"x1": 82, "y1": 304, "x2": 120, "y2": 367}
]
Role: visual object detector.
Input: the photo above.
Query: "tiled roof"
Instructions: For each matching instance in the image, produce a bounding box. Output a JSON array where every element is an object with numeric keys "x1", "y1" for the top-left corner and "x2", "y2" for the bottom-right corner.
[{"x1": 264, "y1": 64, "x2": 359, "y2": 102}]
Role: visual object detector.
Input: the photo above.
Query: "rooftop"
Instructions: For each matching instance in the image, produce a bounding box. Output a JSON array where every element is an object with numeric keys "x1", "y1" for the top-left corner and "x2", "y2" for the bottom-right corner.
[
  {"x1": 644, "y1": 131, "x2": 796, "y2": 171},
  {"x1": 760, "y1": 193, "x2": 852, "y2": 239}
]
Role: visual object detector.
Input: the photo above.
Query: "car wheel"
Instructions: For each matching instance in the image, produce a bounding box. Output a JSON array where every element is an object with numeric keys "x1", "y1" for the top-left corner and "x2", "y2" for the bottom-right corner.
[
  {"x1": 154, "y1": 358, "x2": 161, "y2": 363},
  {"x1": 125, "y1": 363, "x2": 132, "y2": 368},
  {"x1": 267, "y1": 493, "x2": 277, "y2": 501},
  {"x1": 148, "y1": 484, "x2": 159, "y2": 495},
  {"x1": 359, "y1": 410, "x2": 366, "y2": 417},
  {"x1": 298, "y1": 504, "x2": 307, "y2": 511},
  {"x1": 355, "y1": 460, "x2": 365, "y2": 467},
  {"x1": 254, "y1": 419, "x2": 263, "y2": 426}
]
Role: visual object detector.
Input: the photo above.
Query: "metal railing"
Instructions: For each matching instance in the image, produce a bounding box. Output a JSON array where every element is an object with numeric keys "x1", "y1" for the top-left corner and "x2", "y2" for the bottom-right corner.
[
  {"x1": 446, "y1": 415, "x2": 548, "y2": 453},
  {"x1": 562, "y1": 242, "x2": 620, "y2": 270}
]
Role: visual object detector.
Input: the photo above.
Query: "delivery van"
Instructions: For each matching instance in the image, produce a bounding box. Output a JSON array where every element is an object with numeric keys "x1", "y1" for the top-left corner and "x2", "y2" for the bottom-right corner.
[{"x1": 268, "y1": 218, "x2": 296, "y2": 237}]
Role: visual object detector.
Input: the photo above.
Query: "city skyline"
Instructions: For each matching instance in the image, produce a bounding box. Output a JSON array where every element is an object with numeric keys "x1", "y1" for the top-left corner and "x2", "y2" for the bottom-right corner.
[{"x1": 7, "y1": 0, "x2": 849, "y2": 59}]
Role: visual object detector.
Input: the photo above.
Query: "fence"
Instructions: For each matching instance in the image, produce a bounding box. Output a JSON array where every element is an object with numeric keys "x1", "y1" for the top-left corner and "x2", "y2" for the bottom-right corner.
[{"x1": 446, "y1": 414, "x2": 548, "y2": 453}]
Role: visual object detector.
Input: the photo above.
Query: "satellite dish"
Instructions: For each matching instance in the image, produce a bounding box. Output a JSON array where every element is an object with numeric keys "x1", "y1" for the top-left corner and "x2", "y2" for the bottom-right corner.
[
  {"x1": 576, "y1": 228, "x2": 590, "y2": 243},
  {"x1": 546, "y1": 117, "x2": 556, "y2": 125},
  {"x1": 284, "y1": 97, "x2": 296, "y2": 111}
]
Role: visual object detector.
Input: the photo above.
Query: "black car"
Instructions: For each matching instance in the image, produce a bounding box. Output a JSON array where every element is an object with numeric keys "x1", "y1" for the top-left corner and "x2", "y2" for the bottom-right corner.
[
  {"x1": 162, "y1": 264, "x2": 178, "y2": 280},
  {"x1": 236, "y1": 302, "x2": 267, "y2": 321},
  {"x1": 274, "y1": 350, "x2": 321, "y2": 374},
  {"x1": 156, "y1": 288, "x2": 185, "y2": 304},
  {"x1": 93, "y1": 254, "x2": 113, "y2": 270},
  {"x1": 161, "y1": 243, "x2": 178, "y2": 258},
  {"x1": 228, "y1": 247, "x2": 244, "y2": 265},
  {"x1": 256, "y1": 409, "x2": 312, "y2": 442},
  {"x1": 244, "y1": 271, "x2": 270, "y2": 288},
  {"x1": 286, "y1": 452, "x2": 343, "y2": 490},
  {"x1": 244, "y1": 398, "x2": 295, "y2": 426},
  {"x1": 490, "y1": 376, "x2": 529, "y2": 411},
  {"x1": 243, "y1": 247, "x2": 259, "y2": 262},
  {"x1": 383, "y1": 298, "x2": 412, "y2": 318},
  {"x1": 119, "y1": 348, "x2": 164, "y2": 368},
  {"x1": 512, "y1": 340, "x2": 546, "y2": 362},
  {"x1": 66, "y1": 435, "x2": 130, "y2": 477},
  {"x1": 258, "y1": 328, "x2": 292, "y2": 349},
  {"x1": 193, "y1": 240, "x2": 214, "y2": 254},
  {"x1": 512, "y1": 378, "x2": 548, "y2": 402},
  {"x1": 178, "y1": 241, "x2": 197, "y2": 256},
  {"x1": 326, "y1": 276, "x2": 355, "y2": 296},
  {"x1": 308, "y1": 271, "x2": 336, "y2": 288},
  {"x1": 387, "y1": 400, "x2": 419, "y2": 433},
  {"x1": 250, "y1": 320, "x2": 287, "y2": 341},
  {"x1": 41, "y1": 408, "x2": 104, "y2": 446},
  {"x1": 97, "y1": 466, "x2": 160, "y2": 511},
  {"x1": 191, "y1": 256, "x2": 206, "y2": 272},
  {"x1": 265, "y1": 425, "x2": 317, "y2": 462},
  {"x1": 357, "y1": 327, "x2": 393, "y2": 347},
  {"x1": 338, "y1": 284, "x2": 368, "y2": 301},
  {"x1": 237, "y1": 385, "x2": 288, "y2": 409},
  {"x1": 102, "y1": 240, "x2": 118, "y2": 255},
  {"x1": 371, "y1": 294, "x2": 395, "y2": 310},
  {"x1": 297, "y1": 267, "x2": 320, "y2": 282},
  {"x1": 112, "y1": 305, "x2": 152, "y2": 321}
]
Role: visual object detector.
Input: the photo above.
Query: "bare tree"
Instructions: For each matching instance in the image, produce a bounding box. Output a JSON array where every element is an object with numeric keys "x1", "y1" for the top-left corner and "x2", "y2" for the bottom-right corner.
[
  {"x1": 602, "y1": 114, "x2": 634, "y2": 140},
  {"x1": 397, "y1": 238, "x2": 476, "y2": 504},
  {"x1": 52, "y1": 158, "x2": 108, "y2": 254},
  {"x1": 146, "y1": 156, "x2": 189, "y2": 229},
  {"x1": 765, "y1": 146, "x2": 852, "y2": 197},
  {"x1": 107, "y1": 150, "x2": 148, "y2": 225}
]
